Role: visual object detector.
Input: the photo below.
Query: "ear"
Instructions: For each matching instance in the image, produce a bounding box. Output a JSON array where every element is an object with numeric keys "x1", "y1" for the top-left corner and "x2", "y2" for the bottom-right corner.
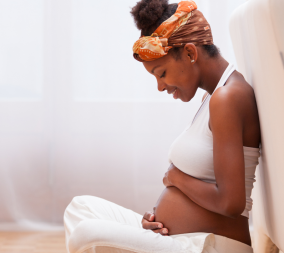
[{"x1": 184, "y1": 43, "x2": 198, "y2": 63}]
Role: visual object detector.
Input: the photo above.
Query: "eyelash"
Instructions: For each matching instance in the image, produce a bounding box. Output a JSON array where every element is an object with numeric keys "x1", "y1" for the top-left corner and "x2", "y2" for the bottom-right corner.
[{"x1": 160, "y1": 71, "x2": 166, "y2": 78}]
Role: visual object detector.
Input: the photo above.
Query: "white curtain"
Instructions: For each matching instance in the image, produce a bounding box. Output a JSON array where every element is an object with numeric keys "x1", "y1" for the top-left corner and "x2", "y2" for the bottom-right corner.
[{"x1": 0, "y1": 0, "x2": 246, "y2": 230}]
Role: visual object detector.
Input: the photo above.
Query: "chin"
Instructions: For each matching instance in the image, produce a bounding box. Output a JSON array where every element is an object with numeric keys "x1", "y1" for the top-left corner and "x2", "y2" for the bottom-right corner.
[
  {"x1": 184, "y1": 91, "x2": 197, "y2": 102},
  {"x1": 178, "y1": 90, "x2": 195, "y2": 102},
  {"x1": 180, "y1": 96, "x2": 193, "y2": 102}
]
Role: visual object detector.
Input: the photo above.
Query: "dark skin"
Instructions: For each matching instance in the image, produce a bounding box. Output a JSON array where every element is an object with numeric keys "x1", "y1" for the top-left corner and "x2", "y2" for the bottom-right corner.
[{"x1": 141, "y1": 43, "x2": 261, "y2": 245}]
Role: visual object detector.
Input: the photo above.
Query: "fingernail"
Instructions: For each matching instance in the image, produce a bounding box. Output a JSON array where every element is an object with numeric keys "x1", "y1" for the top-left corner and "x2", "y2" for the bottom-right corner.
[
  {"x1": 163, "y1": 229, "x2": 168, "y2": 233},
  {"x1": 150, "y1": 215, "x2": 153, "y2": 220},
  {"x1": 158, "y1": 224, "x2": 163, "y2": 228}
]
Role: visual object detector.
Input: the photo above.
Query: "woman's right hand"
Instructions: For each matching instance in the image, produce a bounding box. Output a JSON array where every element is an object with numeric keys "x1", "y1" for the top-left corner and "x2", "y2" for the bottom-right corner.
[{"x1": 141, "y1": 211, "x2": 168, "y2": 235}]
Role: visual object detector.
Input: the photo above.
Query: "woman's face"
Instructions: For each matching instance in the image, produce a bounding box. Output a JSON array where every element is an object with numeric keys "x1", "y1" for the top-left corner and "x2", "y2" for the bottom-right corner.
[{"x1": 142, "y1": 45, "x2": 200, "y2": 102}]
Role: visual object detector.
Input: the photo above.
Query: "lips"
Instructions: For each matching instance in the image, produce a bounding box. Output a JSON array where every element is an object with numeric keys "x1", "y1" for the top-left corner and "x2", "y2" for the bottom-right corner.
[
  {"x1": 173, "y1": 88, "x2": 178, "y2": 99},
  {"x1": 167, "y1": 88, "x2": 178, "y2": 99},
  {"x1": 168, "y1": 88, "x2": 177, "y2": 95}
]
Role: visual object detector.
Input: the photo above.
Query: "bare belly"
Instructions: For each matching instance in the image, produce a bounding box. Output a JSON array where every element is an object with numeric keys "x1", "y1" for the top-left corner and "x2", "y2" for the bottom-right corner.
[{"x1": 154, "y1": 186, "x2": 251, "y2": 246}]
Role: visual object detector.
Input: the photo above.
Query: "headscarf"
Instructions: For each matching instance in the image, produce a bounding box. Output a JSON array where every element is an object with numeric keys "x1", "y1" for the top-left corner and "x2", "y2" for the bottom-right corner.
[{"x1": 133, "y1": 0, "x2": 213, "y2": 62}]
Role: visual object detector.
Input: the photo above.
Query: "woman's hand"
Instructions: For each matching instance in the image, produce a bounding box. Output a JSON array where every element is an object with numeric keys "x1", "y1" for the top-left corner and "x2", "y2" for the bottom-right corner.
[
  {"x1": 163, "y1": 163, "x2": 180, "y2": 187},
  {"x1": 141, "y1": 211, "x2": 169, "y2": 235}
]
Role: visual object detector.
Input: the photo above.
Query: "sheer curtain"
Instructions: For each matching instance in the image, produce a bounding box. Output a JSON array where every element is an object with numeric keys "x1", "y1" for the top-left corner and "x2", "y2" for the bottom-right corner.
[{"x1": 0, "y1": 0, "x2": 246, "y2": 230}]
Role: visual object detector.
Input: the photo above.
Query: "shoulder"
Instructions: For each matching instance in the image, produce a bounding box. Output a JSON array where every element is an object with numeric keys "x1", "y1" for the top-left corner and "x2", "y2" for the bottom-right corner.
[{"x1": 209, "y1": 72, "x2": 255, "y2": 117}]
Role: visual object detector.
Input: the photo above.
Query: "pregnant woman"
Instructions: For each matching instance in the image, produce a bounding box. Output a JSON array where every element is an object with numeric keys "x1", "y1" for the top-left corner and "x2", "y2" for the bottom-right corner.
[{"x1": 64, "y1": 1, "x2": 261, "y2": 252}]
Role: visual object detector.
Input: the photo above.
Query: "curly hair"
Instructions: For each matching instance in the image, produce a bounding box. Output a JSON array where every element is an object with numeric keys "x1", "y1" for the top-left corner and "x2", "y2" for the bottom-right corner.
[{"x1": 130, "y1": 0, "x2": 220, "y2": 58}]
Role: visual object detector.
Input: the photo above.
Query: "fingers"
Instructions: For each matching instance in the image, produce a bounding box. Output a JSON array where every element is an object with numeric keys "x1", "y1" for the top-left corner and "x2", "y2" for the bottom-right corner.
[
  {"x1": 152, "y1": 228, "x2": 169, "y2": 235},
  {"x1": 142, "y1": 219, "x2": 163, "y2": 230},
  {"x1": 143, "y1": 211, "x2": 154, "y2": 221},
  {"x1": 143, "y1": 221, "x2": 169, "y2": 235},
  {"x1": 142, "y1": 211, "x2": 168, "y2": 235}
]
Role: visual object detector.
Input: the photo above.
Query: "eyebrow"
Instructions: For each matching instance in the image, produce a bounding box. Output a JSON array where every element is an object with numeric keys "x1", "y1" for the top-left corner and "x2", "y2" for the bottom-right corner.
[{"x1": 151, "y1": 65, "x2": 161, "y2": 74}]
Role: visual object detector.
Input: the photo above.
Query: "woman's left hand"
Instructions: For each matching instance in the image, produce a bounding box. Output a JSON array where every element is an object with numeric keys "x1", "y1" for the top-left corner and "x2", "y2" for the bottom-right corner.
[{"x1": 163, "y1": 163, "x2": 180, "y2": 187}]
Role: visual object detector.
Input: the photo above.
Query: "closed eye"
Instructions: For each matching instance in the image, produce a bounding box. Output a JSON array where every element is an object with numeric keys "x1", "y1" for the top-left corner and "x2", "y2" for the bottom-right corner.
[{"x1": 160, "y1": 71, "x2": 166, "y2": 78}]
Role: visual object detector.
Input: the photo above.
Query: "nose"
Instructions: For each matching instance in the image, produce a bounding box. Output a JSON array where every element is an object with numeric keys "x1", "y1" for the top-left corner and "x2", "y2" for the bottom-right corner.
[{"x1": 157, "y1": 79, "x2": 166, "y2": 92}]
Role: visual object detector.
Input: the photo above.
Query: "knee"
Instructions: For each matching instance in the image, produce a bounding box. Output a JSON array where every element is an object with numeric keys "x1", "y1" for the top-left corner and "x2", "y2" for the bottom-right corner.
[
  {"x1": 64, "y1": 195, "x2": 104, "y2": 222},
  {"x1": 68, "y1": 220, "x2": 116, "y2": 253},
  {"x1": 64, "y1": 196, "x2": 82, "y2": 217},
  {"x1": 68, "y1": 195, "x2": 92, "y2": 207},
  {"x1": 64, "y1": 195, "x2": 100, "y2": 243},
  {"x1": 65, "y1": 195, "x2": 96, "y2": 212},
  {"x1": 64, "y1": 196, "x2": 88, "y2": 224}
]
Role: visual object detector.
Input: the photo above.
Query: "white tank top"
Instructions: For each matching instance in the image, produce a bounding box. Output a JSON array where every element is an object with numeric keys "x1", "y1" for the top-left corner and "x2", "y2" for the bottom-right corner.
[{"x1": 168, "y1": 63, "x2": 260, "y2": 218}]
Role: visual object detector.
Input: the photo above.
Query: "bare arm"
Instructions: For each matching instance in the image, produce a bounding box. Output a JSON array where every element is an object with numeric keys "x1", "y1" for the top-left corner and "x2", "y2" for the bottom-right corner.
[{"x1": 164, "y1": 87, "x2": 246, "y2": 218}]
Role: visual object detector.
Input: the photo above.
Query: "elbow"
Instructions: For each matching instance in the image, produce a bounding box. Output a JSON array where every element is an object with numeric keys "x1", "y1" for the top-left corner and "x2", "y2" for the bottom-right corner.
[{"x1": 221, "y1": 200, "x2": 246, "y2": 219}]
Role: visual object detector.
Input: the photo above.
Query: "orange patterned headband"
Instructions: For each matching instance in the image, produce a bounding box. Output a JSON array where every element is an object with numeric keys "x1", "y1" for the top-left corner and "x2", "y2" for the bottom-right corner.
[{"x1": 132, "y1": 0, "x2": 213, "y2": 62}]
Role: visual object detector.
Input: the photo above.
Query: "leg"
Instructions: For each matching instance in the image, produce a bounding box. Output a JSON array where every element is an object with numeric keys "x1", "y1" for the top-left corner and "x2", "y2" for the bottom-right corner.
[
  {"x1": 64, "y1": 195, "x2": 248, "y2": 253},
  {"x1": 64, "y1": 195, "x2": 186, "y2": 253},
  {"x1": 64, "y1": 195, "x2": 143, "y2": 247},
  {"x1": 67, "y1": 219, "x2": 220, "y2": 253}
]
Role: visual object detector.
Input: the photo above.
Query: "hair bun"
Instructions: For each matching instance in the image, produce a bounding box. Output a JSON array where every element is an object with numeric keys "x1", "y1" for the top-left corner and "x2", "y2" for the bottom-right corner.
[{"x1": 131, "y1": 0, "x2": 169, "y2": 31}]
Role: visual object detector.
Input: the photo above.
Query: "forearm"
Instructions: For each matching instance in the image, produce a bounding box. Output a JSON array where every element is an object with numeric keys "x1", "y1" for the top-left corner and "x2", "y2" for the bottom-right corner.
[{"x1": 171, "y1": 169, "x2": 240, "y2": 218}]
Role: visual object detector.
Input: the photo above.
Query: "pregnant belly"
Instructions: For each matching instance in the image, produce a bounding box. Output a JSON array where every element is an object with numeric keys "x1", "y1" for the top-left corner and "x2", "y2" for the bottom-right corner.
[{"x1": 154, "y1": 187, "x2": 251, "y2": 245}]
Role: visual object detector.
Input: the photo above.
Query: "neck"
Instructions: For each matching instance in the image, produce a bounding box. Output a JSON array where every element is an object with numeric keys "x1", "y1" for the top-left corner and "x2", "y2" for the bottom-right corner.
[{"x1": 199, "y1": 56, "x2": 229, "y2": 95}]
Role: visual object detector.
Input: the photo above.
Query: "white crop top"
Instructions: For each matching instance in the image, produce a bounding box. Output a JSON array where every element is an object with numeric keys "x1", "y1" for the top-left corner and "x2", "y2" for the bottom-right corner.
[{"x1": 168, "y1": 63, "x2": 260, "y2": 218}]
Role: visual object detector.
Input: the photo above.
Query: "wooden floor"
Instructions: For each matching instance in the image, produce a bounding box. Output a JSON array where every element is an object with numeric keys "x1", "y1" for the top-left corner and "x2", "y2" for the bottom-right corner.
[{"x1": 0, "y1": 231, "x2": 66, "y2": 253}]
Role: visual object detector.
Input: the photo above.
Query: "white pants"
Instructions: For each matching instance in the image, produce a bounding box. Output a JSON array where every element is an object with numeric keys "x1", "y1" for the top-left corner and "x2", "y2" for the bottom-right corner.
[{"x1": 64, "y1": 195, "x2": 253, "y2": 253}]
